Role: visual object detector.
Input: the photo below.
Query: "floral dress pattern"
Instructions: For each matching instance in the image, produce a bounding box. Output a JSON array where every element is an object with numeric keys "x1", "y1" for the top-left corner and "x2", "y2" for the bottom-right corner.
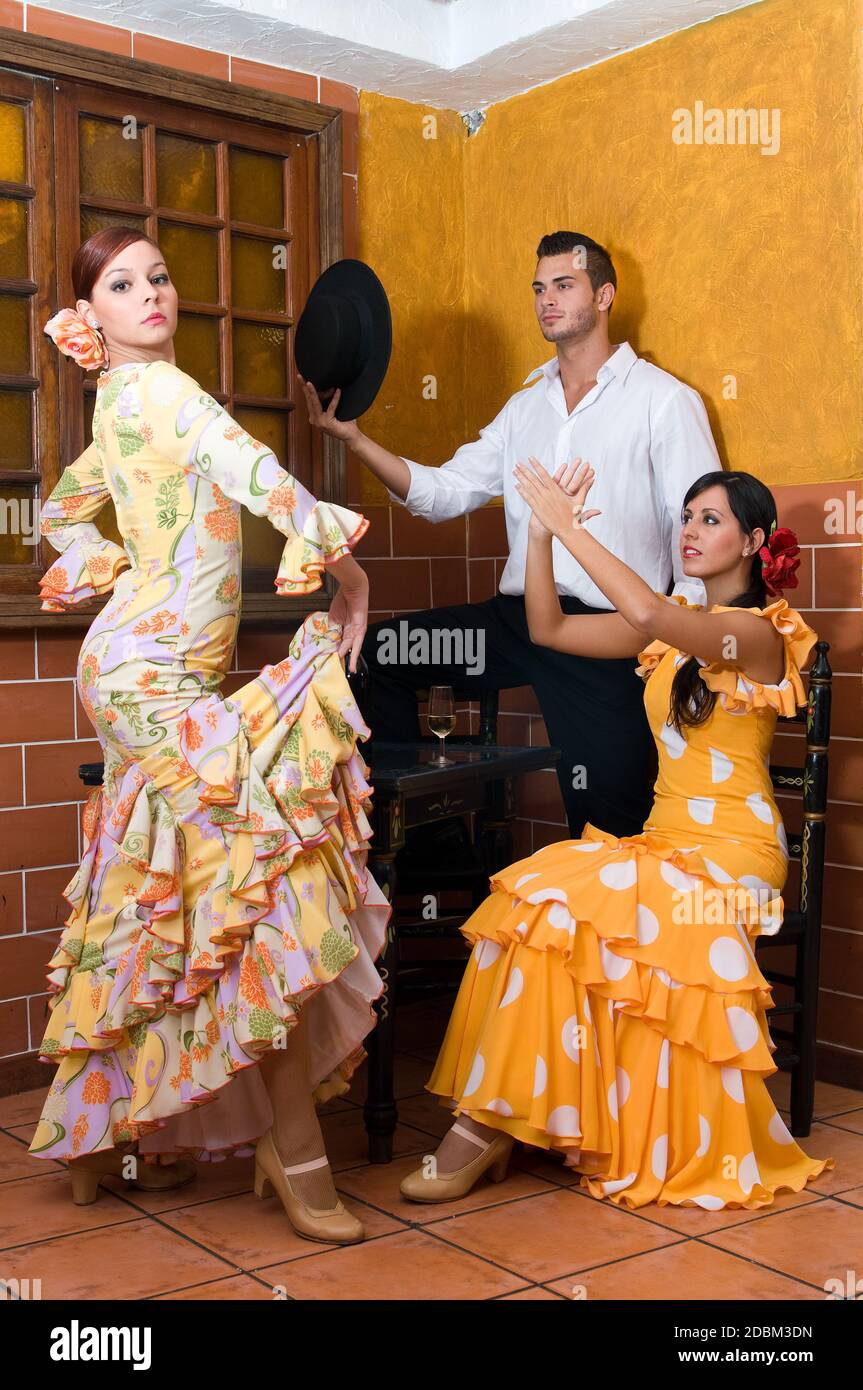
[
  {"x1": 426, "y1": 594, "x2": 835, "y2": 1209},
  {"x1": 28, "y1": 358, "x2": 391, "y2": 1164}
]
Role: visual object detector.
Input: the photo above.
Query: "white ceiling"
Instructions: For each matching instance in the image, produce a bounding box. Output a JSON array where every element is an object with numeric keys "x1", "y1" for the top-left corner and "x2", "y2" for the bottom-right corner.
[{"x1": 33, "y1": 0, "x2": 768, "y2": 109}]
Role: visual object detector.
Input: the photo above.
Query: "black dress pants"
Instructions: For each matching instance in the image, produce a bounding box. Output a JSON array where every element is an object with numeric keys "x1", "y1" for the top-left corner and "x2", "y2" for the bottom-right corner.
[{"x1": 355, "y1": 592, "x2": 657, "y2": 840}]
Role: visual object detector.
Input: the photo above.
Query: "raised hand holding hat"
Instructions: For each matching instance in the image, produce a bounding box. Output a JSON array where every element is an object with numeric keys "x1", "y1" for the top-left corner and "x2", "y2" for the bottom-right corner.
[{"x1": 294, "y1": 258, "x2": 391, "y2": 422}]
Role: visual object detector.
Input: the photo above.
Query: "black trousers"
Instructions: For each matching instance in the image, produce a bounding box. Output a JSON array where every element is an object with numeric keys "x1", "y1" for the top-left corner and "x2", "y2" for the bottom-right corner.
[{"x1": 355, "y1": 592, "x2": 657, "y2": 840}]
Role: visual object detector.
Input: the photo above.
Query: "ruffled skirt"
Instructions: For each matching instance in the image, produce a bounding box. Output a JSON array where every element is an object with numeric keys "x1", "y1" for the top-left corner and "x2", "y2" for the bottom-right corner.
[
  {"x1": 427, "y1": 823, "x2": 835, "y2": 1210},
  {"x1": 28, "y1": 612, "x2": 390, "y2": 1163}
]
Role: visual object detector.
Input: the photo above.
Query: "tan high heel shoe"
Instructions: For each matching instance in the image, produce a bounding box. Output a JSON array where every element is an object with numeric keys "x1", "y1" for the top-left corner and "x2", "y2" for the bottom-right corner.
[
  {"x1": 400, "y1": 1123, "x2": 515, "y2": 1202},
  {"x1": 253, "y1": 1128, "x2": 364, "y2": 1245},
  {"x1": 69, "y1": 1150, "x2": 197, "y2": 1206}
]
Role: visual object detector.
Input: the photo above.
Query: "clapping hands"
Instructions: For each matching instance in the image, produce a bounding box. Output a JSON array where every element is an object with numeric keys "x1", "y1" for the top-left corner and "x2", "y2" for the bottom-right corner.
[{"x1": 514, "y1": 456, "x2": 602, "y2": 539}]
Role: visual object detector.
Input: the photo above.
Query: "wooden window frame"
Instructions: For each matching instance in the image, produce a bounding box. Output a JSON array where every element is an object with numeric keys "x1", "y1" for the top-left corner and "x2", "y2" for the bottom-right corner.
[{"x1": 0, "y1": 26, "x2": 347, "y2": 630}]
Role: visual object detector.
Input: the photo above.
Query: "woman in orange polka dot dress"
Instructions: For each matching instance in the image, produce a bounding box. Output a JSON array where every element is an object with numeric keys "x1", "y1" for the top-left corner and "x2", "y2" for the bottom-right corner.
[{"x1": 400, "y1": 461, "x2": 835, "y2": 1211}]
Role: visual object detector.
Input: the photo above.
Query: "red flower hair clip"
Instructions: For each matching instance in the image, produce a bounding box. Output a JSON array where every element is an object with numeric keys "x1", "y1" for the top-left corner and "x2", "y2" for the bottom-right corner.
[{"x1": 758, "y1": 520, "x2": 800, "y2": 596}]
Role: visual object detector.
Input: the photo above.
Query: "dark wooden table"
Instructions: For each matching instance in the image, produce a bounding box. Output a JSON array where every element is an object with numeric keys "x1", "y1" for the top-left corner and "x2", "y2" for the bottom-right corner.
[{"x1": 361, "y1": 739, "x2": 562, "y2": 1162}]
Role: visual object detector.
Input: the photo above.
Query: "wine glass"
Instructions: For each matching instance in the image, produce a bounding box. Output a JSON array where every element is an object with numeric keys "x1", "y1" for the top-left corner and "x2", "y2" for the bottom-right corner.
[{"x1": 427, "y1": 685, "x2": 456, "y2": 765}]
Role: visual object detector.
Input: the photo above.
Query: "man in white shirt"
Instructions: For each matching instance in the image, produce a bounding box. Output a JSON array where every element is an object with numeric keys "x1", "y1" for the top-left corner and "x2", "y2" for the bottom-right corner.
[{"x1": 300, "y1": 231, "x2": 721, "y2": 837}]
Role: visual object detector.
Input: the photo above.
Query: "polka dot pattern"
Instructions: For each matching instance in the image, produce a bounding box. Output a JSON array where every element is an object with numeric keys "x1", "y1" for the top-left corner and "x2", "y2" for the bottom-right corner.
[
  {"x1": 547, "y1": 1105, "x2": 580, "y2": 1137},
  {"x1": 709, "y1": 937, "x2": 750, "y2": 982},
  {"x1": 424, "y1": 596, "x2": 834, "y2": 1212},
  {"x1": 499, "y1": 967, "x2": 524, "y2": 1009},
  {"x1": 599, "y1": 858, "x2": 638, "y2": 891}
]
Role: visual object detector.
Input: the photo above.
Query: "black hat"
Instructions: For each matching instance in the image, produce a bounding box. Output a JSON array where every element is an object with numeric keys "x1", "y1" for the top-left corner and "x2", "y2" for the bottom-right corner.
[{"x1": 294, "y1": 258, "x2": 391, "y2": 421}]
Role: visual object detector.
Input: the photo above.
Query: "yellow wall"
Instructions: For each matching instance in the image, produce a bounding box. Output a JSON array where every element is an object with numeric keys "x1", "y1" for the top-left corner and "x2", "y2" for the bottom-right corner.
[{"x1": 357, "y1": 0, "x2": 862, "y2": 506}]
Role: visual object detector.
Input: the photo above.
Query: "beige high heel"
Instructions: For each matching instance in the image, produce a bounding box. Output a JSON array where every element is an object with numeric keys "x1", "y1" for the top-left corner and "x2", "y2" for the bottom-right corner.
[
  {"x1": 69, "y1": 1150, "x2": 197, "y2": 1206},
  {"x1": 400, "y1": 1122, "x2": 515, "y2": 1202},
  {"x1": 253, "y1": 1128, "x2": 364, "y2": 1244}
]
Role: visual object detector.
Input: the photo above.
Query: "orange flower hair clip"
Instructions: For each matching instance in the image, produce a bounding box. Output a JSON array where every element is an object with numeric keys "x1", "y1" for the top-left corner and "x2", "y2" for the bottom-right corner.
[
  {"x1": 758, "y1": 520, "x2": 800, "y2": 596},
  {"x1": 43, "y1": 307, "x2": 109, "y2": 370}
]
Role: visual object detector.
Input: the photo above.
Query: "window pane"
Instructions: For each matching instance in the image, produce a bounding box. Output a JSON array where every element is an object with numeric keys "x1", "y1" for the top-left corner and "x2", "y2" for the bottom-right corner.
[
  {"x1": 233, "y1": 321, "x2": 286, "y2": 398},
  {"x1": 0, "y1": 487, "x2": 39, "y2": 563},
  {"x1": 175, "y1": 312, "x2": 221, "y2": 395},
  {"x1": 157, "y1": 132, "x2": 217, "y2": 216},
  {"x1": 229, "y1": 147, "x2": 284, "y2": 229},
  {"x1": 79, "y1": 117, "x2": 143, "y2": 201},
  {"x1": 0, "y1": 391, "x2": 32, "y2": 468},
  {"x1": 0, "y1": 197, "x2": 28, "y2": 279},
  {"x1": 0, "y1": 101, "x2": 26, "y2": 183},
  {"x1": 231, "y1": 233, "x2": 287, "y2": 313},
  {"x1": 159, "y1": 222, "x2": 220, "y2": 303},
  {"x1": 0, "y1": 297, "x2": 30, "y2": 375},
  {"x1": 80, "y1": 207, "x2": 147, "y2": 242},
  {"x1": 233, "y1": 406, "x2": 289, "y2": 467}
]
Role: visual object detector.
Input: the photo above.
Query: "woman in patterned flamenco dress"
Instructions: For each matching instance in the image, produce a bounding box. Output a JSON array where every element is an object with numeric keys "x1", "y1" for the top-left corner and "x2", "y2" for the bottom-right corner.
[
  {"x1": 400, "y1": 455, "x2": 835, "y2": 1211},
  {"x1": 29, "y1": 228, "x2": 390, "y2": 1246}
]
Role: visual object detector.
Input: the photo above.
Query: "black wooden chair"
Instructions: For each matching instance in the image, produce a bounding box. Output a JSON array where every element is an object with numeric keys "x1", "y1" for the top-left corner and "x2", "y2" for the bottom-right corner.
[
  {"x1": 388, "y1": 686, "x2": 503, "y2": 1006},
  {"x1": 755, "y1": 639, "x2": 832, "y2": 1137}
]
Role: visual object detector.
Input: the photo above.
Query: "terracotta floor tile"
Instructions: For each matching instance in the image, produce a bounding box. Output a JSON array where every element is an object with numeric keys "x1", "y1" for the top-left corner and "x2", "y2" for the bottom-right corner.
[
  {"x1": 348, "y1": 1052, "x2": 438, "y2": 1105},
  {"x1": 335, "y1": 1149, "x2": 557, "y2": 1223},
  {"x1": 424, "y1": 1188, "x2": 683, "y2": 1283},
  {"x1": 811, "y1": 1081, "x2": 863, "y2": 1119},
  {"x1": 0, "y1": 1085, "x2": 50, "y2": 1127},
  {"x1": 499, "y1": 1284, "x2": 567, "y2": 1299},
  {"x1": 257, "y1": 1228, "x2": 528, "y2": 1300},
  {"x1": 320, "y1": 1110, "x2": 431, "y2": 1172},
  {"x1": 623, "y1": 1184, "x2": 822, "y2": 1236},
  {"x1": 512, "y1": 1146, "x2": 584, "y2": 1185},
  {"x1": 0, "y1": 1129, "x2": 63, "y2": 1181},
  {"x1": 161, "y1": 1188, "x2": 401, "y2": 1269},
  {"x1": 96, "y1": 1152, "x2": 256, "y2": 1214},
  {"x1": 156, "y1": 1273, "x2": 277, "y2": 1299},
  {"x1": 705, "y1": 1198, "x2": 863, "y2": 1291},
  {"x1": 545, "y1": 1240, "x2": 823, "y2": 1301},
  {"x1": 761, "y1": 1077, "x2": 863, "y2": 1122},
  {"x1": 781, "y1": 1122, "x2": 863, "y2": 1195},
  {"x1": 6, "y1": 1122, "x2": 36, "y2": 1144},
  {"x1": 823, "y1": 1110, "x2": 863, "y2": 1136},
  {"x1": 394, "y1": 1092, "x2": 457, "y2": 1138},
  {"x1": 0, "y1": 1216, "x2": 230, "y2": 1299},
  {"x1": 0, "y1": 1171, "x2": 139, "y2": 1247},
  {"x1": 838, "y1": 1185, "x2": 863, "y2": 1208}
]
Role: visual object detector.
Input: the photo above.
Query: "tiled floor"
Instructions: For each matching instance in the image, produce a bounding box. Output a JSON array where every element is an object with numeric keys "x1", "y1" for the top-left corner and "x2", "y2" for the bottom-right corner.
[{"x1": 1, "y1": 1000, "x2": 861, "y2": 1301}]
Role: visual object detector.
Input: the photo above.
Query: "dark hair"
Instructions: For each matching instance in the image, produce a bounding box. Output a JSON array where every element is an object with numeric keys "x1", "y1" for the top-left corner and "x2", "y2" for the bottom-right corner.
[
  {"x1": 71, "y1": 225, "x2": 163, "y2": 302},
  {"x1": 668, "y1": 470, "x2": 777, "y2": 734},
  {"x1": 535, "y1": 231, "x2": 617, "y2": 314}
]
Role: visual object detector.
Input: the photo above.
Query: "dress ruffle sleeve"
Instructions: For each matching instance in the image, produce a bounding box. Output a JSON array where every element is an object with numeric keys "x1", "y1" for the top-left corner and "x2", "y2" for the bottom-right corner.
[
  {"x1": 143, "y1": 361, "x2": 369, "y2": 598},
  {"x1": 694, "y1": 598, "x2": 818, "y2": 716},
  {"x1": 635, "y1": 592, "x2": 699, "y2": 679},
  {"x1": 38, "y1": 440, "x2": 130, "y2": 611},
  {"x1": 272, "y1": 499, "x2": 369, "y2": 596}
]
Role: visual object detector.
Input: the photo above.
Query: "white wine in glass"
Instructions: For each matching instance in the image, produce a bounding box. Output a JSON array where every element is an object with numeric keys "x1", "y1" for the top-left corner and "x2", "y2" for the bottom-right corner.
[{"x1": 427, "y1": 685, "x2": 456, "y2": 765}]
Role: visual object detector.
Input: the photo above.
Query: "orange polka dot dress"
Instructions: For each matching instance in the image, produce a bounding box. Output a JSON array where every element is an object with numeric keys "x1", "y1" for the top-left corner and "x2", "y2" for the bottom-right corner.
[{"x1": 426, "y1": 594, "x2": 835, "y2": 1210}]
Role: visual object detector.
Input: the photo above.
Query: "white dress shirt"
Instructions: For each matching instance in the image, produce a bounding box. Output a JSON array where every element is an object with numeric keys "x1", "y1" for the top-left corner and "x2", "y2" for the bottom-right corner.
[{"x1": 385, "y1": 341, "x2": 718, "y2": 610}]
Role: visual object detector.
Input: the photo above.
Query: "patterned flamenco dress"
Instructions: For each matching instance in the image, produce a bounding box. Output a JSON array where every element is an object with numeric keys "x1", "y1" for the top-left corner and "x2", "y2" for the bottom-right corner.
[
  {"x1": 426, "y1": 593, "x2": 835, "y2": 1209},
  {"x1": 28, "y1": 358, "x2": 391, "y2": 1164}
]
